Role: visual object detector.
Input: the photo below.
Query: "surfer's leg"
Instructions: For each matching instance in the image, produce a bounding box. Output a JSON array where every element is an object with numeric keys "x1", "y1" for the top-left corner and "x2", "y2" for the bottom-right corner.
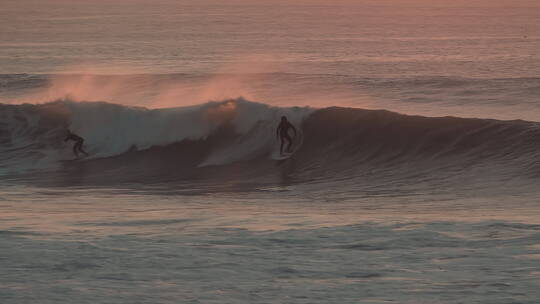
[
  {"x1": 78, "y1": 140, "x2": 89, "y2": 156},
  {"x1": 280, "y1": 137, "x2": 285, "y2": 155},
  {"x1": 73, "y1": 144, "x2": 79, "y2": 157},
  {"x1": 285, "y1": 135, "x2": 293, "y2": 152},
  {"x1": 80, "y1": 146, "x2": 89, "y2": 156}
]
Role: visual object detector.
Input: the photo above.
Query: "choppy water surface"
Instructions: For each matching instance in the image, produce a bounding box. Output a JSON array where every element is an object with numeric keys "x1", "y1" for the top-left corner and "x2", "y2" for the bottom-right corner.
[{"x1": 1, "y1": 187, "x2": 540, "y2": 303}]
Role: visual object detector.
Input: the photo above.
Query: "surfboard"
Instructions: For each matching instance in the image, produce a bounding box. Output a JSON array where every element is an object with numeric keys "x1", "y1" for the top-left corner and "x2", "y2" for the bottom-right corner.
[
  {"x1": 60, "y1": 155, "x2": 89, "y2": 162},
  {"x1": 272, "y1": 152, "x2": 294, "y2": 160}
]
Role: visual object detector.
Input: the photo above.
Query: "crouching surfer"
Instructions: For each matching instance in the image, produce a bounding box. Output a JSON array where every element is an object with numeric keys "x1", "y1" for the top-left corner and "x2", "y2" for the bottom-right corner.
[
  {"x1": 276, "y1": 116, "x2": 297, "y2": 155},
  {"x1": 64, "y1": 129, "x2": 89, "y2": 157}
]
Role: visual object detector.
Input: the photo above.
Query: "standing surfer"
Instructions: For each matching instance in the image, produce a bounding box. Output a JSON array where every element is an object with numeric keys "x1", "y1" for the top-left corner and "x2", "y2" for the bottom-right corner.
[
  {"x1": 64, "y1": 129, "x2": 89, "y2": 157},
  {"x1": 276, "y1": 116, "x2": 297, "y2": 155}
]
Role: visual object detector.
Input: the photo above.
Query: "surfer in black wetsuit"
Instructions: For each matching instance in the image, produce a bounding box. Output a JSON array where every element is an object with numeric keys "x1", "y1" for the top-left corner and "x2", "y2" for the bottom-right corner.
[
  {"x1": 276, "y1": 116, "x2": 297, "y2": 155},
  {"x1": 64, "y1": 130, "x2": 89, "y2": 157}
]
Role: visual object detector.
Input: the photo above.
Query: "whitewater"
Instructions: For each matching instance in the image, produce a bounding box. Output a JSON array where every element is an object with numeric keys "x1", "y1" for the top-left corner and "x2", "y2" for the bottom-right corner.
[{"x1": 2, "y1": 1, "x2": 540, "y2": 303}]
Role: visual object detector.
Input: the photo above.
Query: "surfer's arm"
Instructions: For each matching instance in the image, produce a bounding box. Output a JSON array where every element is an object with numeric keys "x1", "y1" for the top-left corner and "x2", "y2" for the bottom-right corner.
[
  {"x1": 276, "y1": 125, "x2": 281, "y2": 138},
  {"x1": 291, "y1": 124, "x2": 297, "y2": 137}
]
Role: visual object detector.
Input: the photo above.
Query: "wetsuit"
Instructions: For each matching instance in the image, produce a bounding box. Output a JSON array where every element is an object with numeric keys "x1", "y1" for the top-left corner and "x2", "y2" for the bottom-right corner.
[{"x1": 276, "y1": 121, "x2": 297, "y2": 154}]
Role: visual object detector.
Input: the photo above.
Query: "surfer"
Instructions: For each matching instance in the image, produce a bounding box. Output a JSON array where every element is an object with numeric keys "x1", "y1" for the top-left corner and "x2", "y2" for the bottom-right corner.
[
  {"x1": 64, "y1": 130, "x2": 89, "y2": 157},
  {"x1": 276, "y1": 116, "x2": 297, "y2": 155}
]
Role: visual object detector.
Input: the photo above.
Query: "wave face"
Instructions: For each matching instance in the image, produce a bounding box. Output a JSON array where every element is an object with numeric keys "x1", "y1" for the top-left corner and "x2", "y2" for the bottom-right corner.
[
  {"x1": 0, "y1": 99, "x2": 311, "y2": 178},
  {"x1": 2, "y1": 99, "x2": 540, "y2": 190}
]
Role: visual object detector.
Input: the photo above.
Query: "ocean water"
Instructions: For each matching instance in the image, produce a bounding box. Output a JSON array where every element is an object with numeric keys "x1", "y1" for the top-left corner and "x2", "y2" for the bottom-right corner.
[{"x1": 1, "y1": 1, "x2": 540, "y2": 303}]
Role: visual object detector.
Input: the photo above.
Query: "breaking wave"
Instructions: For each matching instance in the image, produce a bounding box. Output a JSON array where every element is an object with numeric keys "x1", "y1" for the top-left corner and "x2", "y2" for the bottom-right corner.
[{"x1": 2, "y1": 98, "x2": 540, "y2": 189}]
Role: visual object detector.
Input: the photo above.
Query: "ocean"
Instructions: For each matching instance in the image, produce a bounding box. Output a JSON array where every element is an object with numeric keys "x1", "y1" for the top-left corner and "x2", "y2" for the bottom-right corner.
[{"x1": 1, "y1": 1, "x2": 540, "y2": 303}]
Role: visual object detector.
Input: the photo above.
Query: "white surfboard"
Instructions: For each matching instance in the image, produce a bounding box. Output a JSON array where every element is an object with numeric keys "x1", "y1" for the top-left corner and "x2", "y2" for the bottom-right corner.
[
  {"x1": 59, "y1": 154, "x2": 89, "y2": 162},
  {"x1": 272, "y1": 152, "x2": 294, "y2": 160}
]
